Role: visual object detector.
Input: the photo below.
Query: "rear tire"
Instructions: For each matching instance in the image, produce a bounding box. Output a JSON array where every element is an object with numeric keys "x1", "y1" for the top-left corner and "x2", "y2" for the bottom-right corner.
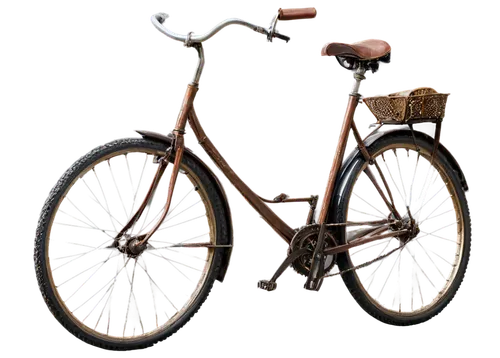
[{"x1": 332, "y1": 131, "x2": 471, "y2": 325}]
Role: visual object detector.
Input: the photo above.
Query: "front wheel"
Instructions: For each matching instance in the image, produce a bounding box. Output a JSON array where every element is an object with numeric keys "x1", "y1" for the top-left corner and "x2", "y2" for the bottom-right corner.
[
  {"x1": 332, "y1": 130, "x2": 471, "y2": 325},
  {"x1": 34, "y1": 138, "x2": 230, "y2": 350}
]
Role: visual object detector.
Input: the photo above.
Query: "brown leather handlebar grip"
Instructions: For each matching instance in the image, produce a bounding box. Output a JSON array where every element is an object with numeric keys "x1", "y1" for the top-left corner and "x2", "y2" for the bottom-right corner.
[{"x1": 278, "y1": 8, "x2": 317, "y2": 21}]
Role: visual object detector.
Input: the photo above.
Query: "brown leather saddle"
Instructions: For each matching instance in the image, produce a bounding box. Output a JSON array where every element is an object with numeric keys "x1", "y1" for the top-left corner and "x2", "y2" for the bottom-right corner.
[{"x1": 322, "y1": 39, "x2": 391, "y2": 72}]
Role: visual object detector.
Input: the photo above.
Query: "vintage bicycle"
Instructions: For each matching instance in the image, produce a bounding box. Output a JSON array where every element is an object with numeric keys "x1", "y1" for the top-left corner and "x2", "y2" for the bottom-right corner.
[{"x1": 34, "y1": 8, "x2": 471, "y2": 350}]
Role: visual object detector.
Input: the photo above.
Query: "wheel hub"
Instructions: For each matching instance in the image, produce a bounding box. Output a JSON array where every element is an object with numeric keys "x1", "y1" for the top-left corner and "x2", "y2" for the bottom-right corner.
[
  {"x1": 391, "y1": 214, "x2": 420, "y2": 244},
  {"x1": 116, "y1": 234, "x2": 148, "y2": 258}
]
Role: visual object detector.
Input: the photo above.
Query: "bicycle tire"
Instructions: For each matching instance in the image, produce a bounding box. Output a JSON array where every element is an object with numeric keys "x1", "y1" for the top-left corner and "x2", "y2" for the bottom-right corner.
[
  {"x1": 34, "y1": 138, "x2": 231, "y2": 350},
  {"x1": 332, "y1": 130, "x2": 471, "y2": 325}
]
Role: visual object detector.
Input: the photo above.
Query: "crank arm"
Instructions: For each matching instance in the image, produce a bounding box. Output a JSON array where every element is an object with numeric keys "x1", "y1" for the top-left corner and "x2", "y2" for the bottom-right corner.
[{"x1": 271, "y1": 247, "x2": 309, "y2": 282}]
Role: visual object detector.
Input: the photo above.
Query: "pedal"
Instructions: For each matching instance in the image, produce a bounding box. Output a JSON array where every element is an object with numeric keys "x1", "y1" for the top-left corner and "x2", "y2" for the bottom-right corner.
[{"x1": 258, "y1": 280, "x2": 277, "y2": 291}]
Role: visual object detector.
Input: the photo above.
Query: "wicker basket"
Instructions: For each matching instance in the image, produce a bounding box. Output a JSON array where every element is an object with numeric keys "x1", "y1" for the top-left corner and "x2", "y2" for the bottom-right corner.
[{"x1": 363, "y1": 88, "x2": 449, "y2": 123}]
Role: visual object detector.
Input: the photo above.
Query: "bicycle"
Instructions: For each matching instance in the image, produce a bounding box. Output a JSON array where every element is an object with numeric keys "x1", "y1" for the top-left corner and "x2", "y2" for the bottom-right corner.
[{"x1": 34, "y1": 8, "x2": 471, "y2": 350}]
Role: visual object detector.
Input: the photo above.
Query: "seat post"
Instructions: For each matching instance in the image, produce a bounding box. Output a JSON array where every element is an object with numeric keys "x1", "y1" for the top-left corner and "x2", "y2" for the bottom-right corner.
[{"x1": 351, "y1": 66, "x2": 367, "y2": 96}]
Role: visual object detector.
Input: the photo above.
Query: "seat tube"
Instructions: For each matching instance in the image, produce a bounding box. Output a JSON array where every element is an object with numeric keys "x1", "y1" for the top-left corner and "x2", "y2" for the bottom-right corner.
[{"x1": 317, "y1": 67, "x2": 366, "y2": 224}]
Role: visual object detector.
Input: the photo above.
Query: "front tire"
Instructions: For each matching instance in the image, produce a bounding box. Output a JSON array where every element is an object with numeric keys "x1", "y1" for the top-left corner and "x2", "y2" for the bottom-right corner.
[{"x1": 34, "y1": 138, "x2": 230, "y2": 350}]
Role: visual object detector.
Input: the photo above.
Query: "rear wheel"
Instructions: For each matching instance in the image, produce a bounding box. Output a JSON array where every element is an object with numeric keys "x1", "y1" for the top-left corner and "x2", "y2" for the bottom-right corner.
[
  {"x1": 333, "y1": 131, "x2": 470, "y2": 325},
  {"x1": 35, "y1": 138, "x2": 230, "y2": 350}
]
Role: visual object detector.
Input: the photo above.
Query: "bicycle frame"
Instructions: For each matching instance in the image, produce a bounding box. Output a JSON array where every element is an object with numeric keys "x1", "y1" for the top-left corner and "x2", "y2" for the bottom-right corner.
[{"x1": 117, "y1": 43, "x2": 406, "y2": 252}]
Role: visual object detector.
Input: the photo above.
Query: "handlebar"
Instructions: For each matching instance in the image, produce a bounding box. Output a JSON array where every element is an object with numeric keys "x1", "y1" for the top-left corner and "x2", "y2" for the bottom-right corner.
[
  {"x1": 149, "y1": 6, "x2": 319, "y2": 85},
  {"x1": 149, "y1": 13, "x2": 290, "y2": 44}
]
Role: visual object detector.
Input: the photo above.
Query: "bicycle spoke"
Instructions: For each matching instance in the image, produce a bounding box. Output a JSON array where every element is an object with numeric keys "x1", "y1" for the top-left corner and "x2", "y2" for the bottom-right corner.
[
  {"x1": 156, "y1": 186, "x2": 196, "y2": 224},
  {"x1": 408, "y1": 150, "x2": 420, "y2": 208},
  {"x1": 56, "y1": 255, "x2": 116, "y2": 289},
  {"x1": 137, "y1": 256, "x2": 179, "y2": 327},
  {"x1": 383, "y1": 157, "x2": 404, "y2": 209},
  {"x1": 350, "y1": 207, "x2": 387, "y2": 221},
  {"x1": 53, "y1": 247, "x2": 118, "y2": 271},
  {"x1": 125, "y1": 158, "x2": 139, "y2": 207},
  {"x1": 93, "y1": 168, "x2": 119, "y2": 232},
  {"x1": 411, "y1": 260, "x2": 415, "y2": 311},
  {"x1": 108, "y1": 160, "x2": 129, "y2": 220},
  {"x1": 158, "y1": 214, "x2": 205, "y2": 232},
  {"x1": 120, "y1": 267, "x2": 136, "y2": 335},
  {"x1": 169, "y1": 200, "x2": 201, "y2": 220},
  {"x1": 418, "y1": 239, "x2": 455, "y2": 266},
  {"x1": 95, "y1": 276, "x2": 118, "y2": 333},
  {"x1": 422, "y1": 206, "x2": 454, "y2": 222},
  {"x1": 54, "y1": 221, "x2": 118, "y2": 238},
  {"x1": 80, "y1": 179, "x2": 122, "y2": 230},
  {"x1": 92, "y1": 168, "x2": 124, "y2": 227},
  {"x1": 417, "y1": 165, "x2": 439, "y2": 215},
  {"x1": 73, "y1": 256, "x2": 128, "y2": 313},
  {"x1": 144, "y1": 173, "x2": 167, "y2": 225},
  {"x1": 139, "y1": 173, "x2": 167, "y2": 232},
  {"x1": 417, "y1": 183, "x2": 451, "y2": 221},
  {"x1": 81, "y1": 270, "x2": 115, "y2": 323},
  {"x1": 404, "y1": 247, "x2": 436, "y2": 287},
  {"x1": 394, "y1": 149, "x2": 408, "y2": 206},
  {"x1": 432, "y1": 221, "x2": 457, "y2": 234},
  {"x1": 354, "y1": 192, "x2": 387, "y2": 218},
  {"x1": 367, "y1": 254, "x2": 392, "y2": 293},
  {"x1": 351, "y1": 237, "x2": 393, "y2": 256},
  {"x1": 417, "y1": 243, "x2": 448, "y2": 284},
  {"x1": 129, "y1": 157, "x2": 148, "y2": 218},
  {"x1": 61, "y1": 196, "x2": 100, "y2": 231},
  {"x1": 149, "y1": 253, "x2": 199, "y2": 282},
  {"x1": 392, "y1": 251, "x2": 404, "y2": 312},
  {"x1": 376, "y1": 249, "x2": 402, "y2": 300},
  {"x1": 425, "y1": 232, "x2": 460, "y2": 245},
  {"x1": 57, "y1": 242, "x2": 114, "y2": 259},
  {"x1": 64, "y1": 263, "x2": 104, "y2": 303},
  {"x1": 397, "y1": 149, "x2": 408, "y2": 210}
]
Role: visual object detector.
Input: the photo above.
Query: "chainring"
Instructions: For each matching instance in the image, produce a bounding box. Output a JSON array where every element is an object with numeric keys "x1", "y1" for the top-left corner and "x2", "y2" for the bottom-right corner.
[{"x1": 288, "y1": 225, "x2": 338, "y2": 276}]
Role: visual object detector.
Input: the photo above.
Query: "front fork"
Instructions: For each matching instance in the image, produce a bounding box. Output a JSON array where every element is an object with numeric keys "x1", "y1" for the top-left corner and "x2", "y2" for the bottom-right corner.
[{"x1": 113, "y1": 84, "x2": 197, "y2": 249}]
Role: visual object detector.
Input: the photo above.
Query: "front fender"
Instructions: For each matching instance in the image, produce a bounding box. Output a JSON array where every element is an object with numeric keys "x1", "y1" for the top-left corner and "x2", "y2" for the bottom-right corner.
[{"x1": 136, "y1": 130, "x2": 233, "y2": 282}]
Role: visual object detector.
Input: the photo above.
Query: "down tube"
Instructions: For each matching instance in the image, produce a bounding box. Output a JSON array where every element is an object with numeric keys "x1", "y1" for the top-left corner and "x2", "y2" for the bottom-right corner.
[{"x1": 187, "y1": 108, "x2": 295, "y2": 243}]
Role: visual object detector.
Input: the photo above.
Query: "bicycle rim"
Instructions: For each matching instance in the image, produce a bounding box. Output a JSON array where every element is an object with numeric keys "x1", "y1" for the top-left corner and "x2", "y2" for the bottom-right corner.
[
  {"x1": 43, "y1": 144, "x2": 217, "y2": 341},
  {"x1": 343, "y1": 141, "x2": 466, "y2": 316}
]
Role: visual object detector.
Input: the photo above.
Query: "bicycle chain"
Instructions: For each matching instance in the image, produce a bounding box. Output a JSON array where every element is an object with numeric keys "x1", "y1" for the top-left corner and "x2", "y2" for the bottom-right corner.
[{"x1": 323, "y1": 238, "x2": 414, "y2": 279}]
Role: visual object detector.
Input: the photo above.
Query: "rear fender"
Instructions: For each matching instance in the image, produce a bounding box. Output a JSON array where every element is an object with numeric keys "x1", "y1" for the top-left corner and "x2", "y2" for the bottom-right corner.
[{"x1": 328, "y1": 128, "x2": 468, "y2": 224}]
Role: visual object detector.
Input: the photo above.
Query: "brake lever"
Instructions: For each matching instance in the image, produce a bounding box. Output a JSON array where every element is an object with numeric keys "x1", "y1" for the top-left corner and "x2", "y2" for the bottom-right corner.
[
  {"x1": 273, "y1": 32, "x2": 290, "y2": 43},
  {"x1": 267, "y1": 10, "x2": 290, "y2": 43}
]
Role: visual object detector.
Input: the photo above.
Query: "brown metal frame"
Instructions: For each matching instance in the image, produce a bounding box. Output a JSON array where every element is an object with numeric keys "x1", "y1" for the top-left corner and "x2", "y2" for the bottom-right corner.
[{"x1": 119, "y1": 61, "x2": 406, "y2": 254}]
